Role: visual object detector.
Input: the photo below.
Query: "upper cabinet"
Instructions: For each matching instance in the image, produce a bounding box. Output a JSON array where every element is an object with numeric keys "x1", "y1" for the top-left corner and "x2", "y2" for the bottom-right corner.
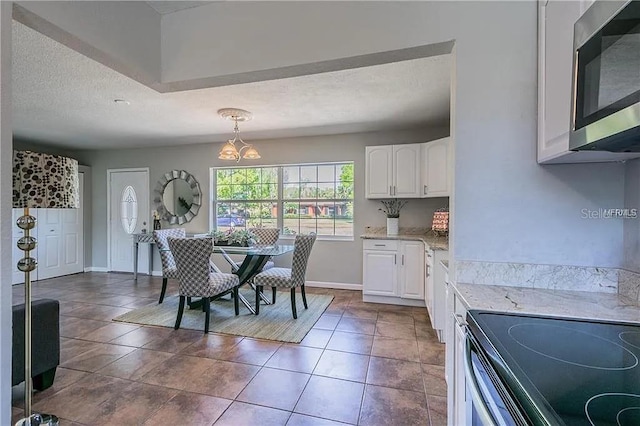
[
  {"x1": 421, "y1": 137, "x2": 450, "y2": 197},
  {"x1": 365, "y1": 144, "x2": 421, "y2": 198},
  {"x1": 365, "y1": 139, "x2": 450, "y2": 199},
  {"x1": 537, "y1": 0, "x2": 640, "y2": 164}
]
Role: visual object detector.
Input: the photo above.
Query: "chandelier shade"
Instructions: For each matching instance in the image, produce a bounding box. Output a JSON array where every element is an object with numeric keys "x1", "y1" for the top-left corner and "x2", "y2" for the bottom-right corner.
[{"x1": 217, "y1": 108, "x2": 260, "y2": 162}]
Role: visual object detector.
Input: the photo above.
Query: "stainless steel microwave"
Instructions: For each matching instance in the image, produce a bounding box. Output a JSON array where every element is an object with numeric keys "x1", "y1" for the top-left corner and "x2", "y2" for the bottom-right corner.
[{"x1": 570, "y1": 0, "x2": 640, "y2": 152}]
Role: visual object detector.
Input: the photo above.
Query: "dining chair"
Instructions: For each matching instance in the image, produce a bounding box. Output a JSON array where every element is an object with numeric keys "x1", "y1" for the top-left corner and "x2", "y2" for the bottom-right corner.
[
  {"x1": 253, "y1": 233, "x2": 316, "y2": 318},
  {"x1": 152, "y1": 228, "x2": 185, "y2": 303},
  {"x1": 168, "y1": 236, "x2": 240, "y2": 333},
  {"x1": 229, "y1": 227, "x2": 280, "y2": 271}
]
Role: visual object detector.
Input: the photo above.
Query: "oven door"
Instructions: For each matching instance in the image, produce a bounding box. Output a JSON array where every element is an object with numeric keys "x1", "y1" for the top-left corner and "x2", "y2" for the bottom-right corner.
[{"x1": 464, "y1": 332, "x2": 529, "y2": 426}]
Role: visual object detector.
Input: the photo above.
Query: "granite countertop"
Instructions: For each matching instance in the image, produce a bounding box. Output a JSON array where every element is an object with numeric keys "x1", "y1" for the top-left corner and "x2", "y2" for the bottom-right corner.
[
  {"x1": 360, "y1": 227, "x2": 449, "y2": 251},
  {"x1": 454, "y1": 282, "x2": 640, "y2": 323}
]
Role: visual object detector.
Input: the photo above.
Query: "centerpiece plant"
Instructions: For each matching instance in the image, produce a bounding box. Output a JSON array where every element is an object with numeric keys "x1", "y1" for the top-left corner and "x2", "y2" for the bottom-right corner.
[{"x1": 209, "y1": 229, "x2": 256, "y2": 246}]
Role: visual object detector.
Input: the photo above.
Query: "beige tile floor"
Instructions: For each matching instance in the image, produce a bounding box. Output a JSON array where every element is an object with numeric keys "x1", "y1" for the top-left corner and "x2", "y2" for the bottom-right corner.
[{"x1": 11, "y1": 272, "x2": 447, "y2": 425}]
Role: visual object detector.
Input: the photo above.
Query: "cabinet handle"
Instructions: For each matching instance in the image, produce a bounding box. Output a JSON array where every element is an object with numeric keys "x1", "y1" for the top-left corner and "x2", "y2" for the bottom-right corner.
[
  {"x1": 394, "y1": 254, "x2": 397, "y2": 264},
  {"x1": 394, "y1": 186, "x2": 397, "y2": 196},
  {"x1": 424, "y1": 185, "x2": 428, "y2": 195},
  {"x1": 402, "y1": 254, "x2": 405, "y2": 265},
  {"x1": 374, "y1": 244, "x2": 385, "y2": 247},
  {"x1": 426, "y1": 264, "x2": 429, "y2": 276},
  {"x1": 389, "y1": 186, "x2": 393, "y2": 196}
]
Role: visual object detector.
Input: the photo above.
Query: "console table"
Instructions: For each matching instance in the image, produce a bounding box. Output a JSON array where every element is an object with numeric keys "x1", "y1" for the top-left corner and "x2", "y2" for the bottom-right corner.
[{"x1": 132, "y1": 233, "x2": 155, "y2": 281}]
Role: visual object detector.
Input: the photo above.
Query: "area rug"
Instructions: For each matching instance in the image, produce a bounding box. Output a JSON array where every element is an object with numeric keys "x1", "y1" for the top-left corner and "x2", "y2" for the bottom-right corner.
[{"x1": 112, "y1": 290, "x2": 333, "y2": 343}]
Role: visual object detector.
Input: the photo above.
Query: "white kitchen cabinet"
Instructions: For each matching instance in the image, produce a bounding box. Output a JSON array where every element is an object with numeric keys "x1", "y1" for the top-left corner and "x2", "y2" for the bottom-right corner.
[
  {"x1": 424, "y1": 248, "x2": 449, "y2": 342},
  {"x1": 537, "y1": 0, "x2": 640, "y2": 164},
  {"x1": 399, "y1": 241, "x2": 425, "y2": 299},
  {"x1": 446, "y1": 281, "x2": 468, "y2": 426},
  {"x1": 364, "y1": 144, "x2": 421, "y2": 199},
  {"x1": 362, "y1": 249, "x2": 398, "y2": 297},
  {"x1": 421, "y1": 137, "x2": 450, "y2": 197},
  {"x1": 362, "y1": 239, "x2": 425, "y2": 307}
]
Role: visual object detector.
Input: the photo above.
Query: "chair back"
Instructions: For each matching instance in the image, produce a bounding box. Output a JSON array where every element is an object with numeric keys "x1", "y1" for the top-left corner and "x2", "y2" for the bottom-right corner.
[
  {"x1": 249, "y1": 227, "x2": 280, "y2": 245},
  {"x1": 153, "y1": 228, "x2": 185, "y2": 275},
  {"x1": 167, "y1": 237, "x2": 213, "y2": 296},
  {"x1": 291, "y1": 233, "x2": 316, "y2": 287}
]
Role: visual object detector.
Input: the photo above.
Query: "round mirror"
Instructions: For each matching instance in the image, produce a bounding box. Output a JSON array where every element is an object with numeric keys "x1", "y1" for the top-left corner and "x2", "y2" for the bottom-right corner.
[{"x1": 153, "y1": 170, "x2": 202, "y2": 225}]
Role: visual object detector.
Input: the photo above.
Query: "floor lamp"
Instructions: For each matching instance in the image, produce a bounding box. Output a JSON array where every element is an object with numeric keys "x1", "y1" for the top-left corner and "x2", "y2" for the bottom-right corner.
[{"x1": 13, "y1": 151, "x2": 79, "y2": 426}]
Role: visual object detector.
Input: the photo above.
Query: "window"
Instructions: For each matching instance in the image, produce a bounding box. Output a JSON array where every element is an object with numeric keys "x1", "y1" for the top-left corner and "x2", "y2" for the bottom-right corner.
[{"x1": 213, "y1": 162, "x2": 354, "y2": 238}]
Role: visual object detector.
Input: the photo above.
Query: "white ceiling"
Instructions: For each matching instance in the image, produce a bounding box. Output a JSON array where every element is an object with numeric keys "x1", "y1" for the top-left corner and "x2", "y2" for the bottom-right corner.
[
  {"x1": 12, "y1": 21, "x2": 451, "y2": 150},
  {"x1": 146, "y1": 1, "x2": 213, "y2": 15}
]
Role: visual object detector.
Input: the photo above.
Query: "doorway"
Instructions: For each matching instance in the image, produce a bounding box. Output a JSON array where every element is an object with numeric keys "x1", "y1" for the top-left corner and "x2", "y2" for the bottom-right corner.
[{"x1": 107, "y1": 168, "x2": 150, "y2": 273}]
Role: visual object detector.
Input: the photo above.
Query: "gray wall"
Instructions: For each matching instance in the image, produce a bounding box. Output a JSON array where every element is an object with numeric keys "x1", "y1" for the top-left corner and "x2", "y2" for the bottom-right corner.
[
  {"x1": 624, "y1": 159, "x2": 640, "y2": 272},
  {"x1": 71, "y1": 127, "x2": 449, "y2": 285}
]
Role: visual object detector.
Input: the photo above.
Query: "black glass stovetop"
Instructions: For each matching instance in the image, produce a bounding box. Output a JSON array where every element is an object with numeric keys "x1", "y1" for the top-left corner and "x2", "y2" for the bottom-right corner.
[{"x1": 468, "y1": 310, "x2": 640, "y2": 426}]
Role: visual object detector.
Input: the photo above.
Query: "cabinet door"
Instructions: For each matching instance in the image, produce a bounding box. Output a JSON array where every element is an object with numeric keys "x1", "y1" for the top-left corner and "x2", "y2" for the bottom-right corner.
[
  {"x1": 425, "y1": 251, "x2": 435, "y2": 321},
  {"x1": 399, "y1": 241, "x2": 425, "y2": 299},
  {"x1": 422, "y1": 138, "x2": 450, "y2": 197},
  {"x1": 453, "y1": 317, "x2": 467, "y2": 426},
  {"x1": 365, "y1": 146, "x2": 393, "y2": 198},
  {"x1": 392, "y1": 144, "x2": 421, "y2": 198},
  {"x1": 363, "y1": 250, "x2": 398, "y2": 296}
]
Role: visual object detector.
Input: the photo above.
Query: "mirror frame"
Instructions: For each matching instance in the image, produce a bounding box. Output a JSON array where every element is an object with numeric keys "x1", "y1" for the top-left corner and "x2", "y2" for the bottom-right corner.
[{"x1": 153, "y1": 170, "x2": 202, "y2": 225}]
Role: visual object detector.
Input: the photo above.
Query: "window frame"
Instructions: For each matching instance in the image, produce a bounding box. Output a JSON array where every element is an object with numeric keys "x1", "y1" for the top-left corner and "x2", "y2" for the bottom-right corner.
[{"x1": 210, "y1": 161, "x2": 355, "y2": 241}]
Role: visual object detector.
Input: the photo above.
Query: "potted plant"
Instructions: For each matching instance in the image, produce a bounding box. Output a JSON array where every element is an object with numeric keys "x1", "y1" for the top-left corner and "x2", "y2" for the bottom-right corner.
[
  {"x1": 209, "y1": 229, "x2": 256, "y2": 246},
  {"x1": 379, "y1": 199, "x2": 407, "y2": 235}
]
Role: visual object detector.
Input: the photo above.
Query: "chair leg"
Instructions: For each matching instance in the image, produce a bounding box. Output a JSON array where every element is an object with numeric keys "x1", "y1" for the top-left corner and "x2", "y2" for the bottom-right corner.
[
  {"x1": 175, "y1": 296, "x2": 185, "y2": 330},
  {"x1": 272, "y1": 287, "x2": 277, "y2": 304},
  {"x1": 290, "y1": 288, "x2": 298, "y2": 319},
  {"x1": 255, "y1": 285, "x2": 262, "y2": 315},
  {"x1": 233, "y1": 287, "x2": 240, "y2": 316},
  {"x1": 204, "y1": 297, "x2": 211, "y2": 334},
  {"x1": 301, "y1": 284, "x2": 308, "y2": 309},
  {"x1": 159, "y1": 277, "x2": 168, "y2": 304}
]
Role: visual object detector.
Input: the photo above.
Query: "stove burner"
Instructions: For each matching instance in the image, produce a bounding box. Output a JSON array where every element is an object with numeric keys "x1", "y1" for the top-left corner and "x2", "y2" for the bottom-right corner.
[
  {"x1": 508, "y1": 323, "x2": 638, "y2": 370},
  {"x1": 620, "y1": 332, "x2": 640, "y2": 350},
  {"x1": 585, "y1": 393, "x2": 640, "y2": 426}
]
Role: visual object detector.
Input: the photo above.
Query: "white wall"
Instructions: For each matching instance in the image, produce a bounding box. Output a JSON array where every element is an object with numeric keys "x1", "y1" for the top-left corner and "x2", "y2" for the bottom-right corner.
[
  {"x1": 624, "y1": 159, "x2": 640, "y2": 272},
  {"x1": 0, "y1": 2, "x2": 11, "y2": 422},
  {"x1": 71, "y1": 128, "x2": 449, "y2": 285}
]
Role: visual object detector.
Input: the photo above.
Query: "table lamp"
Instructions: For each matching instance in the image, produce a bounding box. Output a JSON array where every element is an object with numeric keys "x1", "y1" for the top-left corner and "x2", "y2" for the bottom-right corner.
[{"x1": 12, "y1": 151, "x2": 79, "y2": 426}]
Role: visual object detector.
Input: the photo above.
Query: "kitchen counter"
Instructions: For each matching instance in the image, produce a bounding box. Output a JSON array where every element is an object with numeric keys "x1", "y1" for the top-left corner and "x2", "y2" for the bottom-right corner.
[
  {"x1": 360, "y1": 227, "x2": 448, "y2": 251},
  {"x1": 454, "y1": 282, "x2": 640, "y2": 323}
]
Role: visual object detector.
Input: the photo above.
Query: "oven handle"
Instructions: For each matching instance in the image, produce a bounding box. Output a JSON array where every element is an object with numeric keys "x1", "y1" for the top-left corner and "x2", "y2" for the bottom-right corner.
[{"x1": 465, "y1": 333, "x2": 498, "y2": 426}]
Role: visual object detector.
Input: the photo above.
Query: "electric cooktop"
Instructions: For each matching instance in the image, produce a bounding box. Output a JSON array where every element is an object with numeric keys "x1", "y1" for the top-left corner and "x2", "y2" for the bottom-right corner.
[{"x1": 468, "y1": 310, "x2": 640, "y2": 426}]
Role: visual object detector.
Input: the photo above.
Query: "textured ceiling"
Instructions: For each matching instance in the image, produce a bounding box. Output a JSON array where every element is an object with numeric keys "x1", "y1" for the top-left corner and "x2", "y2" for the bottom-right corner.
[
  {"x1": 12, "y1": 21, "x2": 451, "y2": 150},
  {"x1": 146, "y1": 1, "x2": 213, "y2": 15}
]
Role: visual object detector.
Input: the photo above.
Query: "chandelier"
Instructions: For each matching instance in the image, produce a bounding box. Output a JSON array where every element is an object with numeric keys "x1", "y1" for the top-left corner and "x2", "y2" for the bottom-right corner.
[{"x1": 217, "y1": 108, "x2": 261, "y2": 162}]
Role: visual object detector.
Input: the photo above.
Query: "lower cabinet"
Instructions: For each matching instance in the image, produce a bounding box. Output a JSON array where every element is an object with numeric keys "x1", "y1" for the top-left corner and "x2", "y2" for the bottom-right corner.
[
  {"x1": 362, "y1": 239, "x2": 424, "y2": 306},
  {"x1": 424, "y1": 249, "x2": 449, "y2": 342},
  {"x1": 446, "y1": 280, "x2": 468, "y2": 426}
]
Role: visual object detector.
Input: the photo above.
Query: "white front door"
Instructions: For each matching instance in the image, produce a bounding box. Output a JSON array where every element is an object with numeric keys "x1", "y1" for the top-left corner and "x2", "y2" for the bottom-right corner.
[{"x1": 108, "y1": 169, "x2": 149, "y2": 273}]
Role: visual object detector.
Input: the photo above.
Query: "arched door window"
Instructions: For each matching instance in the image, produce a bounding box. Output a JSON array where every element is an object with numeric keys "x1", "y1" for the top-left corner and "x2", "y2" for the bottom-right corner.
[{"x1": 120, "y1": 185, "x2": 138, "y2": 234}]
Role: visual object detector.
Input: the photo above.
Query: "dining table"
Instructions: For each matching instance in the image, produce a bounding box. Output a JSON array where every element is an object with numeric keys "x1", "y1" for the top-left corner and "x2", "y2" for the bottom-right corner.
[
  {"x1": 214, "y1": 244, "x2": 295, "y2": 314},
  {"x1": 161, "y1": 241, "x2": 295, "y2": 314}
]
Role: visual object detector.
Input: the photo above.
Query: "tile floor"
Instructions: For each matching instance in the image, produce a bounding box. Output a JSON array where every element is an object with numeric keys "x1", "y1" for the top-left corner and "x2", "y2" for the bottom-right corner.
[{"x1": 11, "y1": 272, "x2": 447, "y2": 425}]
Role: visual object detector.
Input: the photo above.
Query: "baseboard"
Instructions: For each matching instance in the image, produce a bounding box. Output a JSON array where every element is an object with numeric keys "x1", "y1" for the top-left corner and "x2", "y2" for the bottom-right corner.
[
  {"x1": 363, "y1": 294, "x2": 426, "y2": 307},
  {"x1": 84, "y1": 267, "x2": 108, "y2": 273},
  {"x1": 305, "y1": 281, "x2": 362, "y2": 291}
]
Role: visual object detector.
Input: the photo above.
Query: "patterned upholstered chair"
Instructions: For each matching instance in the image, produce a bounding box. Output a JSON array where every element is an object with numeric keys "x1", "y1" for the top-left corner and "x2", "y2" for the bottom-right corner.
[
  {"x1": 152, "y1": 228, "x2": 185, "y2": 303},
  {"x1": 230, "y1": 227, "x2": 280, "y2": 273},
  {"x1": 168, "y1": 237, "x2": 240, "y2": 333},
  {"x1": 253, "y1": 233, "x2": 316, "y2": 318}
]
